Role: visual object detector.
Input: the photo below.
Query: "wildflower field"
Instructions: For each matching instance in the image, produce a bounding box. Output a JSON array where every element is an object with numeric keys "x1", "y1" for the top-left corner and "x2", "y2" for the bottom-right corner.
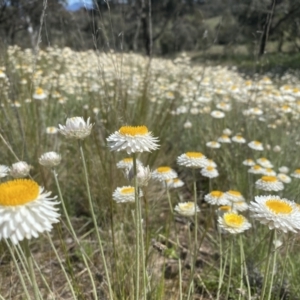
[{"x1": 1, "y1": 46, "x2": 300, "y2": 300}]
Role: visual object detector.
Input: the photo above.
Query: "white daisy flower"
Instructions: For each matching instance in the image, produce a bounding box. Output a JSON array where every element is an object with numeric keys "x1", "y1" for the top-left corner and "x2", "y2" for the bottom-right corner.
[
  {"x1": 204, "y1": 191, "x2": 230, "y2": 206},
  {"x1": 177, "y1": 152, "x2": 208, "y2": 168},
  {"x1": 0, "y1": 179, "x2": 60, "y2": 244},
  {"x1": 278, "y1": 166, "x2": 289, "y2": 174},
  {"x1": 210, "y1": 110, "x2": 225, "y2": 119},
  {"x1": 277, "y1": 173, "x2": 291, "y2": 184},
  {"x1": 225, "y1": 190, "x2": 245, "y2": 203},
  {"x1": 10, "y1": 161, "x2": 31, "y2": 178},
  {"x1": 116, "y1": 158, "x2": 142, "y2": 169},
  {"x1": 107, "y1": 125, "x2": 159, "y2": 154},
  {"x1": 33, "y1": 87, "x2": 47, "y2": 100},
  {"x1": 206, "y1": 141, "x2": 221, "y2": 149},
  {"x1": 39, "y1": 152, "x2": 61, "y2": 168},
  {"x1": 174, "y1": 202, "x2": 200, "y2": 216},
  {"x1": 200, "y1": 166, "x2": 219, "y2": 178},
  {"x1": 248, "y1": 165, "x2": 265, "y2": 174},
  {"x1": 218, "y1": 212, "x2": 252, "y2": 234},
  {"x1": 243, "y1": 159, "x2": 255, "y2": 167},
  {"x1": 248, "y1": 141, "x2": 264, "y2": 151},
  {"x1": 58, "y1": 117, "x2": 93, "y2": 139},
  {"x1": 232, "y1": 201, "x2": 249, "y2": 212},
  {"x1": 249, "y1": 195, "x2": 300, "y2": 233},
  {"x1": 166, "y1": 178, "x2": 185, "y2": 189},
  {"x1": 112, "y1": 186, "x2": 141, "y2": 203},
  {"x1": 291, "y1": 169, "x2": 300, "y2": 178},
  {"x1": 232, "y1": 135, "x2": 246, "y2": 144},
  {"x1": 255, "y1": 176, "x2": 284, "y2": 192},
  {"x1": 152, "y1": 166, "x2": 178, "y2": 181},
  {"x1": 257, "y1": 158, "x2": 273, "y2": 169},
  {"x1": 217, "y1": 135, "x2": 231, "y2": 143}
]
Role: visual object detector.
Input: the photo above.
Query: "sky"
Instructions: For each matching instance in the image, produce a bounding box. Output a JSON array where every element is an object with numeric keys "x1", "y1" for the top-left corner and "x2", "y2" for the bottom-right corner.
[{"x1": 67, "y1": 0, "x2": 93, "y2": 5}]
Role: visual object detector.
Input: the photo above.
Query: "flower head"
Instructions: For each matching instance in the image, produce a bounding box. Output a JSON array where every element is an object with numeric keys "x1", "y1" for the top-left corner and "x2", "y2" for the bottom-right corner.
[
  {"x1": 166, "y1": 178, "x2": 185, "y2": 189},
  {"x1": 200, "y1": 166, "x2": 219, "y2": 178},
  {"x1": 206, "y1": 141, "x2": 221, "y2": 149},
  {"x1": 0, "y1": 179, "x2": 60, "y2": 244},
  {"x1": 39, "y1": 152, "x2": 61, "y2": 168},
  {"x1": 152, "y1": 166, "x2": 178, "y2": 181},
  {"x1": 255, "y1": 176, "x2": 284, "y2": 192},
  {"x1": 10, "y1": 161, "x2": 31, "y2": 178},
  {"x1": 225, "y1": 190, "x2": 245, "y2": 203},
  {"x1": 218, "y1": 135, "x2": 231, "y2": 143},
  {"x1": 243, "y1": 159, "x2": 255, "y2": 167},
  {"x1": 257, "y1": 158, "x2": 273, "y2": 169},
  {"x1": 291, "y1": 169, "x2": 300, "y2": 179},
  {"x1": 248, "y1": 164, "x2": 265, "y2": 174},
  {"x1": 116, "y1": 158, "x2": 142, "y2": 169},
  {"x1": 249, "y1": 195, "x2": 300, "y2": 232},
  {"x1": 204, "y1": 191, "x2": 230, "y2": 206},
  {"x1": 128, "y1": 165, "x2": 152, "y2": 187},
  {"x1": 277, "y1": 173, "x2": 291, "y2": 184},
  {"x1": 232, "y1": 201, "x2": 249, "y2": 212},
  {"x1": 232, "y1": 135, "x2": 246, "y2": 144},
  {"x1": 174, "y1": 202, "x2": 200, "y2": 216},
  {"x1": 112, "y1": 186, "x2": 141, "y2": 203},
  {"x1": 248, "y1": 141, "x2": 264, "y2": 151},
  {"x1": 107, "y1": 125, "x2": 159, "y2": 154},
  {"x1": 58, "y1": 117, "x2": 93, "y2": 139},
  {"x1": 33, "y1": 87, "x2": 47, "y2": 100},
  {"x1": 218, "y1": 212, "x2": 252, "y2": 234},
  {"x1": 177, "y1": 152, "x2": 208, "y2": 168}
]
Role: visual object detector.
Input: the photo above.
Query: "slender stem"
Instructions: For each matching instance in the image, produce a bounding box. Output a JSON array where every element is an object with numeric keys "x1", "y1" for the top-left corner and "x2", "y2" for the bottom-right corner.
[
  {"x1": 52, "y1": 168, "x2": 98, "y2": 300},
  {"x1": 166, "y1": 186, "x2": 173, "y2": 214},
  {"x1": 267, "y1": 230, "x2": 277, "y2": 300},
  {"x1": 278, "y1": 240, "x2": 290, "y2": 298},
  {"x1": 132, "y1": 154, "x2": 141, "y2": 300},
  {"x1": 5, "y1": 240, "x2": 31, "y2": 300},
  {"x1": 46, "y1": 232, "x2": 77, "y2": 299},
  {"x1": 239, "y1": 235, "x2": 251, "y2": 300},
  {"x1": 260, "y1": 230, "x2": 275, "y2": 300},
  {"x1": 78, "y1": 141, "x2": 113, "y2": 300},
  {"x1": 216, "y1": 229, "x2": 223, "y2": 300},
  {"x1": 226, "y1": 237, "x2": 234, "y2": 300},
  {"x1": 23, "y1": 240, "x2": 40, "y2": 300}
]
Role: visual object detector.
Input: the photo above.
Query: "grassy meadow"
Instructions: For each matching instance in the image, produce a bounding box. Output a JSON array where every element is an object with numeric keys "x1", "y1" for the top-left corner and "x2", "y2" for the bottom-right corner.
[{"x1": 1, "y1": 46, "x2": 300, "y2": 300}]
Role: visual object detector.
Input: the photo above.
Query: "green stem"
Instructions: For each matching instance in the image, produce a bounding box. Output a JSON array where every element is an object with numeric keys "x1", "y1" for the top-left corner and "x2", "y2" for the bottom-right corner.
[
  {"x1": 23, "y1": 239, "x2": 40, "y2": 300},
  {"x1": 226, "y1": 237, "x2": 234, "y2": 300},
  {"x1": 260, "y1": 230, "x2": 275, "y2": 300},
  {"x1": 278, "y1": 240, "x2": 290, "y2": 299},
  {"x1": 79, "y1": 141, "x2": 113, "y2": 300},
  {"x1": 52, "y1": 168, "x2": 98, "y2": 300},
  {"x1": 267, "y1": 230, "x2": 277, "y2": 300},
  {"x1": 187, "y1": 169, "x2": 198, "y2": 300},
  {"x1": 216, "y1": 229, "x2": 223, "y2": 300},
  {"x1": 239, "y1": 235, "x2": 251, "y2": 300},
  {"x1": 133, "y1": 154, "x2": 140, "y2": 300},
  {"x1": 5, "y1": 240, "x2": 31, "y2": 300}
]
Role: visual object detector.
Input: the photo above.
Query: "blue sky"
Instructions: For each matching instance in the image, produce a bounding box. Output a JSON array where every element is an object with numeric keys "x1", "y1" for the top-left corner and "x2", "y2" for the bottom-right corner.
[{"x1": 67, "y1": 0, "x2": 93, "y2": 5}]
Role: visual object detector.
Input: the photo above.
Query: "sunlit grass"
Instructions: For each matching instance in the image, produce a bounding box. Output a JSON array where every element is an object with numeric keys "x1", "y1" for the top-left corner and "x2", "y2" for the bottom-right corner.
[{"x1": 1, "y1": 46, "x2": 300, "y2": 299}]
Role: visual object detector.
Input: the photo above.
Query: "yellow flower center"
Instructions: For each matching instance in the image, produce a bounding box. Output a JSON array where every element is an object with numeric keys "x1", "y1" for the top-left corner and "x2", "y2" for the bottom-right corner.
[
  {"x1": 295, "y1": 169, "x2": 300, "y2": 174},
  {"x1": 157, "y1": 166, "x2": 172, "y2": 173},
  {"x1": 211, "y1": 191, "x2": 224, "y2": 197},
  {"x1": 173, "y1": 178, "x2": 180, "y2": 183},
  {"x1": 254, "y1": 141, "x2": 261, "y2": 145},
  {"x1": 123, "y1": 158, "x2": 133, "y2": 163},
  {"x1": 181, "y1": 202, "x2": 194, "y2": 209},
  {"x1": 227, "y1": 190, "x2": 241, "y2": 197},
  {"x1": 259, "y1": 158, "x2": 267, "y2": 162},
  {"x1": 36, "y1": 88, "x2": 44, "y2": 95},
  {"x1": 221, "y1": 135, "x2": 229, "y2": 139},
  {"x1": 0, "y1": 179, "x2": 39, "y2": 206},
  {"x1": 235, "y1": 135, "x2": 243, "y2": 139},
  {"x1": 121, "y1": 187, "x2": 134, "y2": 194},
  {"x1": 186, "y1": 152, "x2": 203, "y2": 158},
  {"x1": 219, "y1": 205, "x2": 231, "y2": 212},
  {"x1": 266, "y1": 199, "x2": 292, "y2": 214},
  {"x1": 119, "y1": 126, "x2": 148, "y2": 136},
  {"x1": 261, "y1": 176, "x2": 277, "y2": 182},
  {"x1": 224, "y1": 213, "x2": 244, "y2": 227},
  {"x1": 206, "y1": 166, "x2": 214, "y2": 171},
  {"x1": 293, "y1": 88, "x2": 299, "y2": 93},
  {"x1": 253, "y1": 165, "x2": 261, "y2": 170}
]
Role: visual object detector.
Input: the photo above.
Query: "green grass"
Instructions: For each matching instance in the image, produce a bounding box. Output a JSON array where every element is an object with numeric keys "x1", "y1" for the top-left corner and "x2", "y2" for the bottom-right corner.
[{"x1": 1, "y1": 46, "x2": 300, "y2": 299}]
